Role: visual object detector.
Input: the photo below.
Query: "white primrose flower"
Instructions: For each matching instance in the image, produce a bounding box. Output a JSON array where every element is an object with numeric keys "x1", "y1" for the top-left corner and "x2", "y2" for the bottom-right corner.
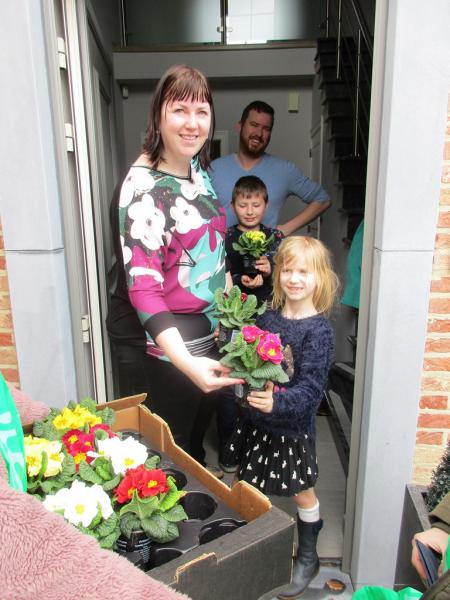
[
  {"x1": 96, "y1": 435, "x2": 148, "y2": 475},
  {"x1": 44, "y1": 480, "x2": 113, "y2": 528},
  {"x1": 43, "y1": 486, "x2": 70, "y2": 512}
]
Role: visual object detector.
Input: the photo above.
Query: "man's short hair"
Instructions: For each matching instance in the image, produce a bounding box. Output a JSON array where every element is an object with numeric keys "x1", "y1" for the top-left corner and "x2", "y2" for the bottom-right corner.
[
  {"x1": 240, "y1": 101, "x2": 275, "y2": 126},
  {"x1": 232, "y1": 175, "x2": 268, "y2": 204}
]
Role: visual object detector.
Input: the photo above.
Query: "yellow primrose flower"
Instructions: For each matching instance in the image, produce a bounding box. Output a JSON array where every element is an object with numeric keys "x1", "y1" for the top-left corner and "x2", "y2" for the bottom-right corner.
[
  {"x1": 24, "y1": 436, "x2": 64, "y2": 477},
  {"x1": 53, "y1": 406, "x2": 101, "y2": 430},
  {"x1": 245, "y1": 230, "x2": 266, "y2": 242}
]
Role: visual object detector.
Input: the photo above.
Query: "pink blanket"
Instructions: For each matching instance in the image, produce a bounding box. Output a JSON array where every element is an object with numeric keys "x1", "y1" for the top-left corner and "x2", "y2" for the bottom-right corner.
[{"x1": 0, "y1": 383, "x2": 188, "y2": 600}]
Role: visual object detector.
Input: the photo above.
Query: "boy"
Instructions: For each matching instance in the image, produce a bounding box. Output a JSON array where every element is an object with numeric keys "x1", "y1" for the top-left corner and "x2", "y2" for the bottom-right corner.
[
  {"x1": 217, "y1": 176, "x2": 284, "y2": 473},
  {"x1": 225, "y1": 175, "x2": 284, "y2": 305}
]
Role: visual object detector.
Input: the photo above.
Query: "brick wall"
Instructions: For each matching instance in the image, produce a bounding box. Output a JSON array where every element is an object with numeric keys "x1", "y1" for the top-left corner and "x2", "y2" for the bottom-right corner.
[
  {"x1": 0, "y1": 221, "x2": 20, "y2": 387},
  {"x1": 414, "y1": 94, "x2": 450, "y2": 484}
]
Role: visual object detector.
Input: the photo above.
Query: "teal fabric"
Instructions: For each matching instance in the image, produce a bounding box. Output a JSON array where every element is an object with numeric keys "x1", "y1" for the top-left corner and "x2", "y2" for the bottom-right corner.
[
  {"x1": 0, "y1": 373, "x2": 27, "y2": 491},
  {"x1": 342, "y1": 220, "x2": 364, "y2": 309}
]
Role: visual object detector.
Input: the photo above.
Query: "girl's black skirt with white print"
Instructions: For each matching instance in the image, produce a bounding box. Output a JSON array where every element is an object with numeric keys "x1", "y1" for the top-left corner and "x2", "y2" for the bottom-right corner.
[{"x1": 223, "y1": 417, "x2": 318, "y2": 497}]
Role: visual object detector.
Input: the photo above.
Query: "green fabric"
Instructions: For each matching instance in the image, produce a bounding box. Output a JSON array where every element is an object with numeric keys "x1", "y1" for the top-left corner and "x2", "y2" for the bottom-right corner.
[
  {"x1": 342, "y1": 219, "x2": 364, "y2": 309},
  {"x1": 352, "y1": 586, "x2": 422, "y2": 600},
  {"x1": 352, "y1": 537, "x2": 450, "y2": 600},
  {"x1": 0, "y1": 373, "x2": 27, "y2": 491}
]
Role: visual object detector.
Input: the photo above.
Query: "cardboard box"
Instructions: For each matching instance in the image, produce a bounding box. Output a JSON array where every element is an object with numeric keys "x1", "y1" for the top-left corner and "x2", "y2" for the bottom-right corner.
[{"x1": 100, "y1": 394, "x2": 295, "y2": 600}]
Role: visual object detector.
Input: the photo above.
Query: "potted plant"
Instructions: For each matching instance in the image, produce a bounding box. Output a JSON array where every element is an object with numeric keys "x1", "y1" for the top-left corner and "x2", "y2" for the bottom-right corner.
[
  {"x1": 232, "y1": 230, "x2": 275, "y2": 275},
  {"x1": 219, "y1": 325, "x2": 290, "y2": 407},
  {"x1": 30, "y1": 399, "x2": 188, "y2": 571},
  {"x1": 214, "y1": 285, "x2": 266, "y2": 347}
]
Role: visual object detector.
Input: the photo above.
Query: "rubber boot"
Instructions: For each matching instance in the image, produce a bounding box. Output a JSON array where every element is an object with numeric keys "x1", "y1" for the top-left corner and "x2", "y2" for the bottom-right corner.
[{"x1": 277, "y1": 516, "x2": 323, "y2": 600}]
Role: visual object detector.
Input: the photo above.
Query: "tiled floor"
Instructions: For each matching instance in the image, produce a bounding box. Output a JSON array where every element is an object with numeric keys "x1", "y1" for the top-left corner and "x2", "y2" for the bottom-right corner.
[{"x1": 204, "y1": 415, "x2": 353, "y2": 599}]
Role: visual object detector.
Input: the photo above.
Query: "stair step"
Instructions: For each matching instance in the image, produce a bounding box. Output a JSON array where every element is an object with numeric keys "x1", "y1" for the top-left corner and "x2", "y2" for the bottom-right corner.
[
  {"x1": 319, "y1": 80, "x2": 350, "y2": 99},
  {"x1": 329, "y1": 136, "x2": 354, "y2": 158},
  {"x1": 324, "y1": 98, "x2": 354, "y2": 118},
  {"x1": 336, "y1": 157, "x2": 367, "y2": 182},
  {"x1": 326, "y1": 115, "x2": 353, "y2": 136}
]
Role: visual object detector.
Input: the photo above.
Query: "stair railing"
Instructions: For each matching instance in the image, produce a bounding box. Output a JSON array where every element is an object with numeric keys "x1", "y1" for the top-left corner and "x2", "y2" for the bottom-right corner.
[{"x1": 325, "y1": 0, "x2": 373, "y2": 158}]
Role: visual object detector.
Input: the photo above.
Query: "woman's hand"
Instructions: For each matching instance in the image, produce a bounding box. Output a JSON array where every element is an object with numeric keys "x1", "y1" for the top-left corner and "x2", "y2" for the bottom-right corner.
[
  {"x1": 254, "y1": 255, "x2": 271, "y2": 276},
  {"x1": 241, "y1": 274, "x2": 263, "y2": 289},
  {"x1": 182, "y1": 356, "x2": 244, "y2": 393},
  {"x1": 247, "y1": 381, "x2": 274, "y2": 413},
  {"x1": 411, "y1": 527, "x2": 448, "y2": 581}
]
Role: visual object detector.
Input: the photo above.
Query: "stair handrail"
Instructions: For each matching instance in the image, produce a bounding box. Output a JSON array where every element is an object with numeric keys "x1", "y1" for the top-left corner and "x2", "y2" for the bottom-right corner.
[{"x1": 325, "y1": 0, "x2": 373, "y2": 158}]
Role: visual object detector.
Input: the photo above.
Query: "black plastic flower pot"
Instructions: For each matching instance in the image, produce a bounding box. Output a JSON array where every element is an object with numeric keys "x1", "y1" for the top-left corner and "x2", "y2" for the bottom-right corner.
[
  {"x1": 234, "y1": 383, "x2": 265, "y2": 408},
  {"x1": 115, "y1": 529, "x2": 152, "y2": 571},
  {"x1": 242, "y1": 255, "x2": 259, "y2": 276},
  {"x1": 217, "y1": 324, "x2": 239, "y2": 349}
]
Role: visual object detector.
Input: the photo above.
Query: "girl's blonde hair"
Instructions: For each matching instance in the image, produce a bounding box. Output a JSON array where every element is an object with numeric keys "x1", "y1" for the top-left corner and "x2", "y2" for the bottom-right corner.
[{"x1": 272, "y1": 236, "x2": 339, "y2": 315}]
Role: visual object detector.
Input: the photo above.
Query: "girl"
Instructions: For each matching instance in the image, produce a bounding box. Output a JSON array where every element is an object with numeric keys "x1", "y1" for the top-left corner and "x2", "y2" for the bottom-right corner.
[
  {"x1": 106, "y1": 65, "x2": 242, "y2": 473},
  {"x1": 225, "y1": 236, "x2": 338, "y2": 599}
]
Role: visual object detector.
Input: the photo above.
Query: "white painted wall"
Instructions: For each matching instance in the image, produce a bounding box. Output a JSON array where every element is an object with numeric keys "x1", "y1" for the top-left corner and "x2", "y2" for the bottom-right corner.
[
  {"x1": 0, "y1": 1, "x2": 76, "y2": 405},
  {"x1": 349, "y1": 0, "x2": 450, "y2": 588}
]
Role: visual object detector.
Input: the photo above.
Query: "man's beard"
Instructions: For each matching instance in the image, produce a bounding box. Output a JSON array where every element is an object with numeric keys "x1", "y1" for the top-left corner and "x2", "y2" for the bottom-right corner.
[{"x1": 242, "y1": 135, "x2": 267, "y2": 157}]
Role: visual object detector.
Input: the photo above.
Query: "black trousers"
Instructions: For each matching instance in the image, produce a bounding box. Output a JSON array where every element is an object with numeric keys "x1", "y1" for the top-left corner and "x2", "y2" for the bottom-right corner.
[{"x1": 111, "y1": 342, "x2": 218, "y2": 465}]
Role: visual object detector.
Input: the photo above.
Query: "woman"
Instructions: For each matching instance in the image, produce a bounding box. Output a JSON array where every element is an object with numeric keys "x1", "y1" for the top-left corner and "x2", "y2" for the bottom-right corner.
[{"x1": 107, "y1": 65, "x2": 242, "y2": 469}]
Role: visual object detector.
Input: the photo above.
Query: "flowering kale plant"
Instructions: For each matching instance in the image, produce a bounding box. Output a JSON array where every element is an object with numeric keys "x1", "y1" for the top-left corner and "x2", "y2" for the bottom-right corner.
[
  {"x1": 219, "y1": 325, "x2": 290, "y2": 388},
  {"x1": 29, "y1": 400, "x2": 187, "y2": 548},
  {"x1": 232, "y1": 230, "x2": 275, "y2": 258},
  {"x1": 214, "y1": 285, "x2": 266, "y2": 330}
]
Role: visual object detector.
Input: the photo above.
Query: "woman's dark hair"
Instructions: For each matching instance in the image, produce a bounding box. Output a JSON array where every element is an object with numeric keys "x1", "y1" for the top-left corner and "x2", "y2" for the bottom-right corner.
[{"x1": 142, "y1": 65, "x2": 215, "y2": 171}]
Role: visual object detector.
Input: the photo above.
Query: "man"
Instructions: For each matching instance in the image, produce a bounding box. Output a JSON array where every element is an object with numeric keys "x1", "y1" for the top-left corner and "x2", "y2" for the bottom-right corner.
[{"x1": 209, "y1": 101, "x2": 330, "y2": 236}]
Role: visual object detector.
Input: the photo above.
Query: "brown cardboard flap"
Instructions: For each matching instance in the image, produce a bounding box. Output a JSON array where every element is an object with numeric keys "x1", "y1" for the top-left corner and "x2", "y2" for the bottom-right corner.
[{"x1": 97, "y1": 393, "x2": 146, "y2": 412}]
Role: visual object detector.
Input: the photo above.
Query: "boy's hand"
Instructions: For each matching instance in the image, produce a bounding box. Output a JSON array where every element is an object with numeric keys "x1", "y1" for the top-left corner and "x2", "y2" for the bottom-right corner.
[
  {"x1": 247, "y1": 381, "x2": 274, "y2": 413},
  {"x1": 241, "y1": 274, "x2": 263, "y2": 288},
  {"x1": 255, "y1": 255, "x2": 271, "y2": 276}
]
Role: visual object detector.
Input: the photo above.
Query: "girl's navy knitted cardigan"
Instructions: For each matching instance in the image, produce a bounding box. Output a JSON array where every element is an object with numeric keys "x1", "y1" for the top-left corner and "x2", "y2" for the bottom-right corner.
[{"x1": 248, "y1": 310, "x2": 335, "y2": 441}]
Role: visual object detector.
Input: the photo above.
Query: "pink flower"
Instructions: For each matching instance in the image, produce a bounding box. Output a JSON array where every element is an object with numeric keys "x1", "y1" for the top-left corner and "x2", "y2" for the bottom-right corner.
[
  {"x1": 242, "y1": 325, "x2": 264, "y2": 343},
  {"x1": 256, "y1": 333, "x2": 283, "y2": 364}
]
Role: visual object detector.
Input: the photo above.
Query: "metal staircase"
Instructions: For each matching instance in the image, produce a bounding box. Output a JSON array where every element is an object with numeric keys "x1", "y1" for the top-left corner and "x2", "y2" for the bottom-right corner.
[{"x1": 317, "y1": 0, "x2": 374, "y2": 474}]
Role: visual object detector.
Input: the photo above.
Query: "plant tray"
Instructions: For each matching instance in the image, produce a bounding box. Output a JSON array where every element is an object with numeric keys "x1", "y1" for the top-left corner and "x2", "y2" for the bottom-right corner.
[{"x1": 99, "y1": 394, "x2": 295, "y2": 600}]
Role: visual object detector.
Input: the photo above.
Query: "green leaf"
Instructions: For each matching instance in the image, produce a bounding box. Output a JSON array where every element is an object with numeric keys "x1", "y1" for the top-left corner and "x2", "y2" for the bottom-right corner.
[
  {"x1": 119, "y1": 512, "x2": 140, "y2": 537},
  {"x1": 158, "y1": 482, "x2": 181, "y2": 513},
  {"x1": 37, "y1": 451, "x2": 49, "y2": 479},
  {"x1": 96, "y1": 464, "x2": 112, "y2": 481},
  {"x1": 102, "y1": 473, "x2": 121, "y2": 492},
  {"x1": 97, "y1": 512, "x2": 119, "y2": 537},
  {"x1": 68, "y1": 400, "x2": 77, "y2": 410},
  {"x1": 119, "y1": 490, "x2": 159, "y2": 520},
  {"x1": 144, "y1": 454, "x2": 161, "y2": 470},
  {"x1": 161, "y1": 504, "x2": 188, "y2": 523},
  {"x1": 94, "y1": 429, "x2": 108, "y2": 441},
  {"x1": 61, "y1": 454, "x2": 76, "y2": 479},
  {"x1": 141, "y1": 514, "x2": 169, "y2": 541},
  {"x1": 155, "y1": 521, "x2": 180, "y2": 544},
  {"x1": 79, "y1": 397, "x2": 97, "y2": 413},
  {"x1": 78, "y1": 461, "x2": 103, "y2": 485},
  {"x1": 98, "y1": 406, "x2": 115, "y2": 427},
  {"x1": 99, "y1": 531, "x2": 120, "y2": 549},
  {"x1": 89, "y1": 506, "x2": 103, "y2": 530}
]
